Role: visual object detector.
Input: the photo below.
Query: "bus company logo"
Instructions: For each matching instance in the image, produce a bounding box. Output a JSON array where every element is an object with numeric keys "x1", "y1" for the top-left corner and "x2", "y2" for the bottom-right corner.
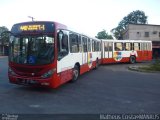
[
  {"x1": 113, "y1": 51, "x2": 122, "y2": 61},
  {"x1": 88, "y1": 53, "x2": 92, "y2": 68}
]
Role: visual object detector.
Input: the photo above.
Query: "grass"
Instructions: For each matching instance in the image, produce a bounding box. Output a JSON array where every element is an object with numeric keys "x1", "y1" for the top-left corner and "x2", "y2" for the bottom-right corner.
[{"x1": 139, "y1": 60, "x2": 160, "y2": 72}]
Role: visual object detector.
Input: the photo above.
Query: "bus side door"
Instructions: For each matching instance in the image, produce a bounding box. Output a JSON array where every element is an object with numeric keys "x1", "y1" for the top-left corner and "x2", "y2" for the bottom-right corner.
[
  {"x1": 57, "y1": 30, "x2": 72, "y2": 84},
  {"x1": 103, "y1": 41, "x2": 113, "y2": 62},
  {"x1": 81, "y1": 37, "x2": 88, "y2": 73}
]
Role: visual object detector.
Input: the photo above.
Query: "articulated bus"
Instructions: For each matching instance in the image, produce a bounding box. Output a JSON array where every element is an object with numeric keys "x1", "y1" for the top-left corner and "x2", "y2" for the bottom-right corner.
[
  {"x1": 8, "y1": 21, "x2": 101, "y2": 88},
  {"x1": 101, "y1": 39, "x2": 152, "y2": 64},
  {"x1": 8, "y1": 21, "x2": 152, "y2": 88}
]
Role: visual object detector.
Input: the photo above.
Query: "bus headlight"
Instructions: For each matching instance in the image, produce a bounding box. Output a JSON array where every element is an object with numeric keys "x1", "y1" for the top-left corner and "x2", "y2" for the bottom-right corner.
[
  {"x1": 41, "y1": 68, "x2": 56, "y2": 78},
  {"x1": 8, "y1": 67, "x2": 17, "y2": 75}
]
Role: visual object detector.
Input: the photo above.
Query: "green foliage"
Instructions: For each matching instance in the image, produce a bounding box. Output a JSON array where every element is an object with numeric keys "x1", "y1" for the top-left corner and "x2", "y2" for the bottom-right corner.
[
  {"x1": 0, "y1": 26, "x2": 9, "y2": 34},
  {"x1": 0, "y1": 26, "x2": 9, "y2": 44},
  {"x1": 0, "y1": 26, "x2": 9, "y2": 55},
  {"x1": 151, "y1": 60, "x2": 160, "y2": 71},
  {"x1": 111, "y1": 10, "x2": 148, "y2": 39},
  {"x1": 0, "y1": 27, "x2": 9, "y2": 44},
  {"x1": 96, "y1": 30, "x2": 113, "y2": 39},
  {"x1": 139, "y1": 60, "x2": 160, "y2": 72}
]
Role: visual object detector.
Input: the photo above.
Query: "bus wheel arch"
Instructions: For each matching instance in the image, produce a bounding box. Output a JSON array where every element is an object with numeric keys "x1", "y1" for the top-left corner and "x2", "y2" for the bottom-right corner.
[
  {"x1": 71, "y1": 63, "x2": 80, "y2": 82},
  {"x1": 95, "y1": 58, "x2": 99, "y2": 69},
  {"x1": 130, "y1": 55, "x2": 136, "y2": 64}
]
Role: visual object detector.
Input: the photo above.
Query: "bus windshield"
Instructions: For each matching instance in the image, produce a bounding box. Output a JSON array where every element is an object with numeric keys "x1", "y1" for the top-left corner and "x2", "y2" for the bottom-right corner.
[{"x1": 9, "y1": 35, "x2": 54, "y2": 65}]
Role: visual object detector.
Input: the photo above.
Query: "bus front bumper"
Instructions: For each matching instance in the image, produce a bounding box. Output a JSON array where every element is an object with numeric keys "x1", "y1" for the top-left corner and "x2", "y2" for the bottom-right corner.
[{"x1": 8, "y1": 74, "x2": 52, "y2": 87}]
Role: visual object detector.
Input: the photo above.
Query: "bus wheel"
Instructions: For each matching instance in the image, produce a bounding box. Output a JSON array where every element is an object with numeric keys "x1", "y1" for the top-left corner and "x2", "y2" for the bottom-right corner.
[
  {"x1": 130, "y1": 56, "x2": 136, "y2": 64},
  {"x1": 71, "y1": 65, "x2": 79, "y2": 82},
  {"x1": 94, "y1": 59, "x2": 99, "y2": 69}
]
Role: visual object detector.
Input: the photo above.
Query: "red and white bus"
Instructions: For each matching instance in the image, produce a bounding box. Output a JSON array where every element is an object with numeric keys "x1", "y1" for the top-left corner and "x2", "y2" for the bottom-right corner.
[
  {"x1": 8, "y1": 21, "x2": 101, "y2": 88},
  {"x1": 101, "y1": 39, "x2": 152, "y2": 64},
  {"x1": 8, "y1": 21, "x2": 152, "y2": 88}
]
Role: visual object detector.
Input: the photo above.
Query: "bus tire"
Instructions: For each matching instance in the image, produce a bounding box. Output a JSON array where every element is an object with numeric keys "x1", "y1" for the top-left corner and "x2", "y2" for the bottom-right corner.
[
  {"x1": 71, "y1": 65, "x2": 79, "y2": 82},
  {"x1": 94, "y1": 59, "x2": 99, "y2": 69},
  {"x1": 130, "y1": 56, "x2": 136, "y2": 64}
]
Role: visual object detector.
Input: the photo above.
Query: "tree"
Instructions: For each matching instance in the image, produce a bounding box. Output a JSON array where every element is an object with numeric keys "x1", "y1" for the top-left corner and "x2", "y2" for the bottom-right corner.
[
  {"x1": 0, "y1": 26, "x2": 9, "y2": 55},
  {"x1": 96, "y1": 30, "x2": 113, "y2": 39},
  {"x1": 111, "y1": 10, "x2": 148, "y2": 39}
]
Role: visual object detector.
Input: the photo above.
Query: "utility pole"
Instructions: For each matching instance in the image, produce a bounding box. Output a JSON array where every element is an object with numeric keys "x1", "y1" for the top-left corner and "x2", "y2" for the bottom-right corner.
[{"x1": 28, "y1": 16, "x2": 35, "y2": 21}]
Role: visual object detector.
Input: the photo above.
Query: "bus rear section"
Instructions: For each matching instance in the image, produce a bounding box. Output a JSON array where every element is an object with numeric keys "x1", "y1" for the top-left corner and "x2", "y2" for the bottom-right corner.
[{"x1": 101, "y1": 40, "x2": 152, "y2": 64}]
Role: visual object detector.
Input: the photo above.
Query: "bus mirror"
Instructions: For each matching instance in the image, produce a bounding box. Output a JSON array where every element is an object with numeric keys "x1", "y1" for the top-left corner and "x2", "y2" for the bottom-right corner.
[{"x1": 58, "y1": 31, "x2": 64, "y2": 40}]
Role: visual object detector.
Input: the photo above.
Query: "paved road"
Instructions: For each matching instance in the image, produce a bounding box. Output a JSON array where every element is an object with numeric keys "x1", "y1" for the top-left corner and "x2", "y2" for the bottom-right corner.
[{"x1": 0, "y1": 57, "x2": 160, "y2": 114}]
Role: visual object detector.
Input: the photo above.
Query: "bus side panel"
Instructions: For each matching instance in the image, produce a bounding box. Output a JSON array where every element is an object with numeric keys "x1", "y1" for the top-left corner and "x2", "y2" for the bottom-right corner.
[
  {"x1": 148, "y1": 51, "x2": 152, "y2": 60},
  {"x1": 80, "y1": 52, "x2": 99, "y2": 74},
  {"x1": 136, "y1": 51, "x2": 143, "y2": 62},
  {"x1": 144, "y1": 50, "x2": 152, "y2": 61},
  {"x1": 52, "y1": 69, "x2": 72, "y2": 88},
  {"x1": 102, "y1": 57, "x2": 130, "y2": 64},
  {"x1": 136, "y1": 50, "x2": 152, "y2": 62},
  {"x1": 80, "y1": 63, "x2": 90, "y2": 75},
  {"x1": 50, "y1": 74, "x2": 60, "y2": 88},
  {"x1": 102, "y1": 50, "x2": 135, "y2": 64},
  {"x1": 57, "y1": 53, "x2": 83, "y2": 83}
]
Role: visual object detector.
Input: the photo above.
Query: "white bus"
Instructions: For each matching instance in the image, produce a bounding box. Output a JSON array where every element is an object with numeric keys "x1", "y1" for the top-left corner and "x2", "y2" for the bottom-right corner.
[{"x1": 101, "y1": 39, "x2": 152, "y2": 64}]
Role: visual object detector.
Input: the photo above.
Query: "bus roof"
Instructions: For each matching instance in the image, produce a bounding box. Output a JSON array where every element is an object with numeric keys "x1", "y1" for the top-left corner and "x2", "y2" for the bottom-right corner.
[{"x1": 101, "y1": 39, "x2": 152, "y2": 43}]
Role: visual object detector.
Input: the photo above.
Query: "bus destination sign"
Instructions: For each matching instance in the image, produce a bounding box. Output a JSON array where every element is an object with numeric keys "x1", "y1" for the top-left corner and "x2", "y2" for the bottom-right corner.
[
  {"x1": 19, "y1": 24, "x2": 45, "y2": 31},
  {"x1": 11, "y1": 22, "x2": 55, "y2": 34}
]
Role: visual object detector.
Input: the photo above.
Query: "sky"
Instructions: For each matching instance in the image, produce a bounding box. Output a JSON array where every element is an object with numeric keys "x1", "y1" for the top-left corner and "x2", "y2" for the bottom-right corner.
[{"x1": 0, "y1": 0, "x2": 160, "y2": 37}]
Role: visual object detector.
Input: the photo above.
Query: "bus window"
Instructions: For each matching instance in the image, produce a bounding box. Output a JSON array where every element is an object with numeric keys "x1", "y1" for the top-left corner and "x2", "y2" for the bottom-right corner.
[
  {"x1": 97, "y1": 42, "x2": 101, "y2": 51},
  {"x1": 145, "y1": 43, "x2": 148, "y2": 50},
  {"x1": 57, "y1": 30, "x2": 69, "y2": 60},
  {"x1": 96, "y1": 42, "x2": 98, "y2": 51},
  {"x1": 62, "y1": 34, "x2": 68, "y2": 52},
  {"x1": 144, "y1": 43, "x2": 147, "y2": 50},
  {"x1": 122, "y1": 43, "x2": 125, "y2": 50},
  {"x1": 99, "y1": 42, "x2": 101, "y2": 51},
  {"x1": 78, "y1": 35, "x2": 82, "y2": 52},
  {"x1": 82, "y1": 37, "x2": 87, "y2": 52},
  {"x1": 114, "y1": 42, "x2": 122, "y2": 51},
  {"x1": 94, "y1": 41, "x2": 97, "y2": 51},
  {"x1": 134, "y1": 43, "x2": 140, "y2": 50},
  {"x1": 108, "y1": 42, "x2": 113, "y2": 51},
  {"x1": 88, "y1": 39, "x2": 91, "y2": 52},
  {"x1": 105, "y1": 42, "x2": 112, "y2": 51},
  {"x1": 92, "y1": 40, "x2": 95, "y2": 52},
  {"x1": 124, "y1": 43, "x2": 131, "y2": 51},
  {"x1": 95, "y1": 41, "x2": 100, "y2": 51},
  {"x1": 69, "y1": 32, "x2": 79, "y2": 53},
  {"x1": 104, "y1": 42, "x2": 108, "y2": 51},
  {"x1": 148, "y1": 43, "x2": 151, "y2": 50}
]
